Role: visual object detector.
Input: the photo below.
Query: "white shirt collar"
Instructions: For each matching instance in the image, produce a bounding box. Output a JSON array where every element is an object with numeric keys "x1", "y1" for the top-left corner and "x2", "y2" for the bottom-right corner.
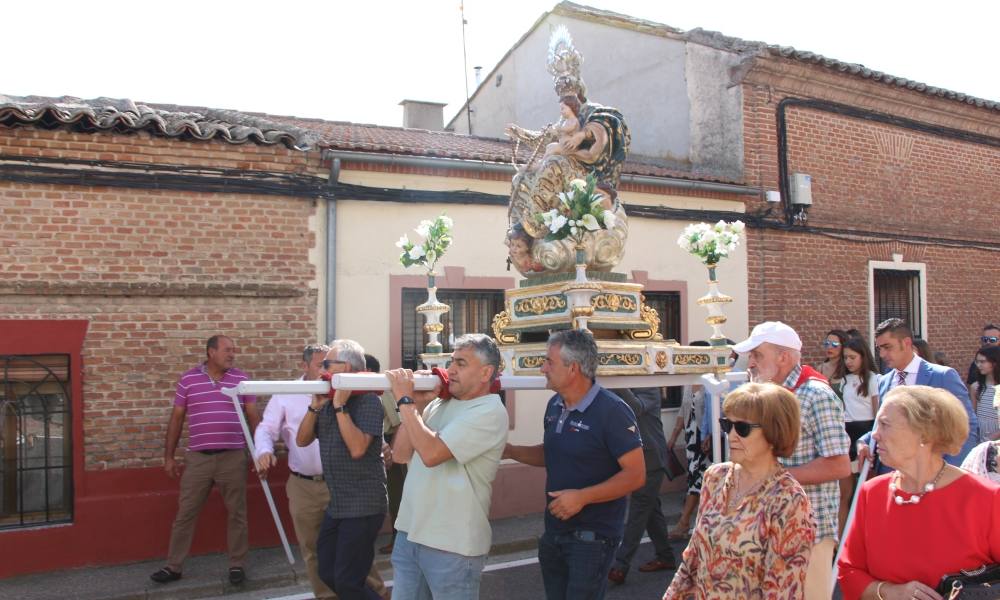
[{"x1": 901, "y1": 353, "x2": 923, "y2": 374}]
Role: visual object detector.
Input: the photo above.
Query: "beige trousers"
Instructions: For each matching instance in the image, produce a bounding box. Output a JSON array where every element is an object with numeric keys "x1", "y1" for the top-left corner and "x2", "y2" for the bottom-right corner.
[
  {"x1": 166, "y1": 449, "x2": 248, "y2": 572},
  {"x1": 804, "y1": 538, "x2": 836, "y2": 600},
  {"x1": 285, "y1": 473, "x2": 388, "y2": 599}
]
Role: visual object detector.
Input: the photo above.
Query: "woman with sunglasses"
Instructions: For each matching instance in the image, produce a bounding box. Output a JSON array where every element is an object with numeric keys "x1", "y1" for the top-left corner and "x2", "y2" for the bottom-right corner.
[
  {"x1": 837, "y1": 337, "x2": 880, "y2": 534},
  {"x1": 816, "y1": 330, "x2": 849, "y2": 393},
  {"x1": 664, "y1": 383, "x2": 814, "y2": 600},
  {"x1": 972, "y1": 345, "x2": 1000, "y2": 441}
]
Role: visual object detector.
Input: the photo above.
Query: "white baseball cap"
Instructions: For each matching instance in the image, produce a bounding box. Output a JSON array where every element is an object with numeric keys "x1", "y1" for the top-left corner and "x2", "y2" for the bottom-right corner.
[{"x1": 732, "y1": 321, "x2": 802, "y2": 353}]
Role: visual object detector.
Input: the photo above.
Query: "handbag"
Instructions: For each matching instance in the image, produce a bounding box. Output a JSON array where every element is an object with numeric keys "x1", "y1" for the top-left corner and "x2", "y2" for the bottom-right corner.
[
  {"x1": 664, "y1": 448, "x2": 686, "y2": 481},
  {"x1": 937, "y1": 564, "x2": 1000, "y2": 599}
]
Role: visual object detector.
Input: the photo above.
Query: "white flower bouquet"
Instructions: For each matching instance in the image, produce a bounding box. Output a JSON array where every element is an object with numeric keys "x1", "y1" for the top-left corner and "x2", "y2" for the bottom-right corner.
[
  {"x1": 395, "y1": 214, "x2": 454, "y2": 273},
  {"x1": 534, "y1": 175, "x2": 616, "y2": 244},
  {"x1": 677, "y1": 220, "x2": 745, "y2": 265}
]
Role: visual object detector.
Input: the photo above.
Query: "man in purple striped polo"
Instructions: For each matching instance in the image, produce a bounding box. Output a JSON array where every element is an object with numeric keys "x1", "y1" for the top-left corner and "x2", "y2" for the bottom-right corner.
[{"x1": 150, "y1": 334, "x2": 261, "y2": 586}]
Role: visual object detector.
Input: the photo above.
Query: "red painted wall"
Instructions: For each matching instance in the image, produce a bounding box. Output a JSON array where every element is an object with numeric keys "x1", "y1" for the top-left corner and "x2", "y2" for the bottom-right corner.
[{"x1": 0, "y1": 320, "x2": 295, "y2": 578}]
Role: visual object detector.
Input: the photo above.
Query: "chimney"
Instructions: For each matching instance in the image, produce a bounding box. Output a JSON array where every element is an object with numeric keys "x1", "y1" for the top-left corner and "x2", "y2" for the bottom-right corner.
[
  {"x1": 399, "y1": 99, "x2": 447, "y2": 131},
  {"x1": 474, "y1": 66, "x2": 483, "y2": 86}
]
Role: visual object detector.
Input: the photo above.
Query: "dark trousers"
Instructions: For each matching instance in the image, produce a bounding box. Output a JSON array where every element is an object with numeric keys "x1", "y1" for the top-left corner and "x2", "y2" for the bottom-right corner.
[
  {"x1": 614, "y1": 467, "x2": 675, "y2": 572},
  {"x1": 316, "y1": 512, "x2": 385, "y2": 600},
  {"x1": 538, "y1": 529, "x2": 619, "y2": 600}
]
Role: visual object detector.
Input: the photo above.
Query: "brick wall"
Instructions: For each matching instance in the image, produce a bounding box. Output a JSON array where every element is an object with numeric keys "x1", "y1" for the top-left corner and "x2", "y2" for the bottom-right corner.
[
  {"x1": 741, "y1": 75, "x2": 1000, "y2": 370},
  {"x1": 0, "y1": 127, "x2": 322, "y2": 470}
]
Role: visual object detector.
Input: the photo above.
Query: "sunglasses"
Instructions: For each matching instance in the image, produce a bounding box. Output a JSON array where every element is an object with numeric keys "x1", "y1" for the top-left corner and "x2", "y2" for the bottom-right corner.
[
  {"x1": 322, "y1": 359, "x2": 348, "y2": 369},
  {"x1": 822, "y1": 340, "x2": 841, "y2": 348},
  {"x1": 982, "y1": 336, "x2": 999, "y2": 344},
  {"x1": 719, "y1": 418, "x2": 762, "y2": 438}
]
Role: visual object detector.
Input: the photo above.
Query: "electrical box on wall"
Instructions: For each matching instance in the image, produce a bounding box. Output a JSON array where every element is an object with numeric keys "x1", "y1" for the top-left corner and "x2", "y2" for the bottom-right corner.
[
  {"x1": 790, "y1": 173, "x2": 813, "y2": 205},
  {"x1": 765, "y1": 190, "x2": 781, "y2": 203}
]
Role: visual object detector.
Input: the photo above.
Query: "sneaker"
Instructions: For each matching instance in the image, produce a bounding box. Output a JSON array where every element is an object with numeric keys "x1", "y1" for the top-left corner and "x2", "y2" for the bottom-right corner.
[
  {"x1": 150, "y1": 567, "x2": 182, "y2": 584},
  {"x1": 228, "y1": 566, "x2": 246, "y2": 585}
]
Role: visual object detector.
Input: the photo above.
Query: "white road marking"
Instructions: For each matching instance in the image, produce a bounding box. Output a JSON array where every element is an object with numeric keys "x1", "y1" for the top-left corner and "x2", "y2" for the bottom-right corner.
[{"x1": 265, "y1": 537, "x2": 656, "y2": 599}]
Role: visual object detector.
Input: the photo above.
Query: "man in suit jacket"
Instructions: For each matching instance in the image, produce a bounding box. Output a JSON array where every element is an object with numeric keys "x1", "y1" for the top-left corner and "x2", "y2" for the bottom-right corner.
[{"x1": 864, "y1": 318, "x2": 979, "y2": 466}]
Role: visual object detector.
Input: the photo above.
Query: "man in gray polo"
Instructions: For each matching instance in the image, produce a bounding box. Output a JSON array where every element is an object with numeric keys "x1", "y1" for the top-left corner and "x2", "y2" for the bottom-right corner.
[{"x1": 297, "y1": 339, "x2": 386, "y2": 600}]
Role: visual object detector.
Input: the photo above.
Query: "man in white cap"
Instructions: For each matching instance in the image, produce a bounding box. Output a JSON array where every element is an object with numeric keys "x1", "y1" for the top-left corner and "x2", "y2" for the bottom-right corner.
[{"x1": 733, "y1": 321, "x2": 850, "y2": 600}]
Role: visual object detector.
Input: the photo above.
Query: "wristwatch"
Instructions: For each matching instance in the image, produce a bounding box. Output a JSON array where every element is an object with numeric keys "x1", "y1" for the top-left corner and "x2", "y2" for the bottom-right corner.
[
  {"x1": 333, "y1": 405, "x2": 348, "y2": 414},
  {"x1": 396, "y1": 396, "x2": 415, "y2": 409},
  {"x1": 307, "y1": 405, "x2": 322, "y2": 414}
]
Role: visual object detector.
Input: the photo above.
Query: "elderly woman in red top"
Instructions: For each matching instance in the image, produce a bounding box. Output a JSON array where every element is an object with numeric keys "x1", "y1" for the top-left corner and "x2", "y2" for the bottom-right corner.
[
  {"x1": 837, "y1": 385, "x2": 1000, "y2": 600},
  {"x1": 664, "y1": 383, "x2": 814, "y2": 600}
]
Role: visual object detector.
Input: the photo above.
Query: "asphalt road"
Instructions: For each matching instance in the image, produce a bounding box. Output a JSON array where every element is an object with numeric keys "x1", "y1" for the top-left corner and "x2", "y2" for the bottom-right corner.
[{"x1": 207, "y1": 538, "x2": 686, "y2": 600}]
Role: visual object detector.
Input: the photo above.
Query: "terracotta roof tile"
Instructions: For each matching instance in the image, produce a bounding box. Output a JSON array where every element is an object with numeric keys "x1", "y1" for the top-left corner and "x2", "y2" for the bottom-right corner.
[{"x1": 0, "y1": 95, "x2": 320, "y2": 150}]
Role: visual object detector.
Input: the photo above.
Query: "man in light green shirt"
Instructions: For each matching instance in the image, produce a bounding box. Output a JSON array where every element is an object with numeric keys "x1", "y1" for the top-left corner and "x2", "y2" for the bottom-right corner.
[{"x1": 386, "y1": 334, "x2": 509, "y2": 600}]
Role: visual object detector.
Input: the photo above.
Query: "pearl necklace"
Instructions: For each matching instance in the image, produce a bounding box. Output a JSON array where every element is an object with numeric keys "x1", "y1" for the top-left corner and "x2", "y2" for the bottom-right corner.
[{"x1": 888, "y1": 462, "x2": 947, "y2": 505}]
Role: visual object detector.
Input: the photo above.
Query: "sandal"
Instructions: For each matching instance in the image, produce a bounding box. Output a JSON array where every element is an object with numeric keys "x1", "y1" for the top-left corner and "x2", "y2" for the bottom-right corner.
[{"x1": 150, "y1": 567, "x2": 182, "y2": 583}]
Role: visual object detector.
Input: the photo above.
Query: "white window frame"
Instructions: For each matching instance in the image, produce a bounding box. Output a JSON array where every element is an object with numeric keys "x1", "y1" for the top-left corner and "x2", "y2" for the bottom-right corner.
[{"x1": 867, "y1": 256, "x2": 927, "y2": 343}]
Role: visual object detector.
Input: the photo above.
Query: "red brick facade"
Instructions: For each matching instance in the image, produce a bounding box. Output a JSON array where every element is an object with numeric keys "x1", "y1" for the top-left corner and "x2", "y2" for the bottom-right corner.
[
  {"x1": 741, "y1": 59, "x2": 1000, "y2": 368},
  {"x1": 1, "y1": 128, "x2": 322, "y2": 470}
]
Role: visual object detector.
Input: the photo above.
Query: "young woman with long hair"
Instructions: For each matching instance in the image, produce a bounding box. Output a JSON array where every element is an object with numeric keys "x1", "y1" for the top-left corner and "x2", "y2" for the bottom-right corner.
[
  {"x1": 972, "y1": 345, "x2": 1000, "y2": 441},
  {"x1": 837, "y1": 336, "x2": 880, "y2": 535},
  {"x1": 816, "y1": 329, "x2": 849, "y2": 390}
]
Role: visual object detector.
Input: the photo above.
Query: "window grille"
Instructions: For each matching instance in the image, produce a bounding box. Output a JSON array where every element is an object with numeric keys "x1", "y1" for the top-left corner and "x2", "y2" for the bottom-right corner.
[
  {"x1": 642, "y1": 292, "x2": 684, "y2": 409},
  {"x1": 874, "y1": 269, "x2": 923, "y2": 338},
  {"x1": 1, "y1": 354, "x2": 73, "y2": 529},
  {"x1": 401, "y1": 289, "x2": 506, "y2": 370}
]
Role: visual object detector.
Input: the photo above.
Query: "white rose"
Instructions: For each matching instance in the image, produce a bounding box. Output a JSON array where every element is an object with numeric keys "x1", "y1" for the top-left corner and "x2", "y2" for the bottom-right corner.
[
  {"x1": 415, "y1": 220, "x2": 433, "y2": 237},
  {"x1": 570, "y1": 226, "x2": 579, "y2": 235},
  {"x1": 714, "y1": 220, "x2": 727, "y2": 232},
  {"x1": 602, "y1": 210, "x2": 617, "y2": 228},
  {"x1": 550, "y1": 214, "x2": 568, "y2": 233},
  {"x1": 395, "y1": 235, "x2": 410, "y2": 249},
  {"x1": 730, "y1": 220, "x2": 745, "y2": 234},
  {"x1": 408, "y1": 245, "x2": 426, "y2": 260},
  {"x1": 570, "y1": 179, "x2": 587, "y2": 192},
  {"x1": 581, "y1": 213, "x2": 600, "y2": 231},
  {"x1": 438, "y1": 215, "x2": 454, "y2": 229}
]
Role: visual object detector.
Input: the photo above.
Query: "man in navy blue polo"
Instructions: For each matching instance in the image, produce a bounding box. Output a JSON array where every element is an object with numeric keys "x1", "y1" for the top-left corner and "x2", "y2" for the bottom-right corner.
[{"x1": 504, "y1": 329, "x2": 645, "y2": 600}]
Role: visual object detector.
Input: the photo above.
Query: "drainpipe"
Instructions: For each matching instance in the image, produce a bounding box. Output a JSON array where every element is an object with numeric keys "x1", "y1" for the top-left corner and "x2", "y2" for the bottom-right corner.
[{"x1": 325, "y1": 158, "x2": 341, "y2": 343}]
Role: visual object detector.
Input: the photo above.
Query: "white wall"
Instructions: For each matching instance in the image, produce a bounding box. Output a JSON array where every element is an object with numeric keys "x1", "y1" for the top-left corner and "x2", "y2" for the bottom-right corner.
[{"x1": 450, "y1": 14, "x2": 744, "y2": 179}]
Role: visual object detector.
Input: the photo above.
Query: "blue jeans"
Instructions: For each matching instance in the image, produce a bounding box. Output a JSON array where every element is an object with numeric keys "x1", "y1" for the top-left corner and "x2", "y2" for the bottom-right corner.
[
  {"x1": 538, "y1": 529, "x2": 620, "y2": 600},
  {"x1": 390, "y1": 531, "x2": 487, "y2": 600}
]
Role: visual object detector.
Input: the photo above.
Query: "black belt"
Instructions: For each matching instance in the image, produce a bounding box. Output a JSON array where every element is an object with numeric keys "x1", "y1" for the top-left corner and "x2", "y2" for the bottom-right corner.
[
  {"x1": 290, "y1": 470, "x2": 324, "y2": 482},
  {"x1": 196, "y1": 449, "x2": 232, "y2": 455}
]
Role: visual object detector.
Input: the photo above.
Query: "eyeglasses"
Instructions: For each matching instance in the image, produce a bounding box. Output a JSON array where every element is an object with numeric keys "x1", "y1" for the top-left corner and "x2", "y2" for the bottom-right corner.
[
  {"x1": 322, "y1": 359, "x2": 348, "y2": 369},
  {"x1": 822, "y1": 340, "x2": 841, "y2": 348},
  {"x1": 981, "y1": 336, "x2": 999, "y2": 344},
  {"x1": 719, "y1": 418, "x2": 762, "y2": 438}
]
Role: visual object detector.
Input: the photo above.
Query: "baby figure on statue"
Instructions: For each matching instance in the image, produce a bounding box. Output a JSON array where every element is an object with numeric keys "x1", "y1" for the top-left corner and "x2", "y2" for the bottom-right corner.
[{"x1": 542, "y1": 97, "x2": 583, "y2": 161}]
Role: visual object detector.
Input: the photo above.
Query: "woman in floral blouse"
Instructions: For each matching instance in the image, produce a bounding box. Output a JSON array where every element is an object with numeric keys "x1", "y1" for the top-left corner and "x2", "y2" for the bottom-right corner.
[{"x1": 664, "y1": 382, "x2": 815, "y2": 600}]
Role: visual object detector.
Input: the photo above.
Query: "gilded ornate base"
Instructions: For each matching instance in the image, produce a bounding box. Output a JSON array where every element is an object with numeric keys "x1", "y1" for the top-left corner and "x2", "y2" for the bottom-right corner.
[
  {"x1": 496, "y1": 274, "x2": 660, "y2": 340},
  {"x1": 499, "y1": 340, "x2": 731, "y2": 377}
]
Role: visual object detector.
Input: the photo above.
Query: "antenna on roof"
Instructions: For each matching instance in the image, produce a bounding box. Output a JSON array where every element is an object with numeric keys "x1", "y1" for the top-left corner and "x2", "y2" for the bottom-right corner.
[{"x1": 460, "y1": 1, "x2": 473, "y2": 135}]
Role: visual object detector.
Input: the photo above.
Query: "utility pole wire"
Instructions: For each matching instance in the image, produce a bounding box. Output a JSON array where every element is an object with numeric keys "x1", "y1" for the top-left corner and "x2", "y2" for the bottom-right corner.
[{"x1": 460, "y1": 1, "x2": 472, "y2": 135}]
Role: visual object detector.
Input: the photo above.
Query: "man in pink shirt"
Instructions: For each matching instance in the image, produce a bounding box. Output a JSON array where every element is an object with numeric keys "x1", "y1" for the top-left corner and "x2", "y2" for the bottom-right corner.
[
  {"x1": 254, "y1": 344, "x2": 388, "y2": 600},
  {"x1": 151, "y1": 335, "x2": 261, "y2": 586}
]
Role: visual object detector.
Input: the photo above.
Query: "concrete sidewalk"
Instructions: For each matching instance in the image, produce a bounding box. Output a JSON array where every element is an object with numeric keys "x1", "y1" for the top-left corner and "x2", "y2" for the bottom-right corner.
[{"x1": 0, "y1": 493, "x2": 687, "y2": 600}]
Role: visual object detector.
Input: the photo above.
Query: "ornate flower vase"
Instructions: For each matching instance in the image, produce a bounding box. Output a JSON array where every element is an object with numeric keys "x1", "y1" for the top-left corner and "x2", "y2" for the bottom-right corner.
[
  {"x1": 562, "y1": 243, "x2": 600, "y2": 331},
  {"x1": 415, "y1": 273, "x2": 450, "y2": 357},
  {"x1": 697, "y1": 263, "x2": 734, "y2": 360}
]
